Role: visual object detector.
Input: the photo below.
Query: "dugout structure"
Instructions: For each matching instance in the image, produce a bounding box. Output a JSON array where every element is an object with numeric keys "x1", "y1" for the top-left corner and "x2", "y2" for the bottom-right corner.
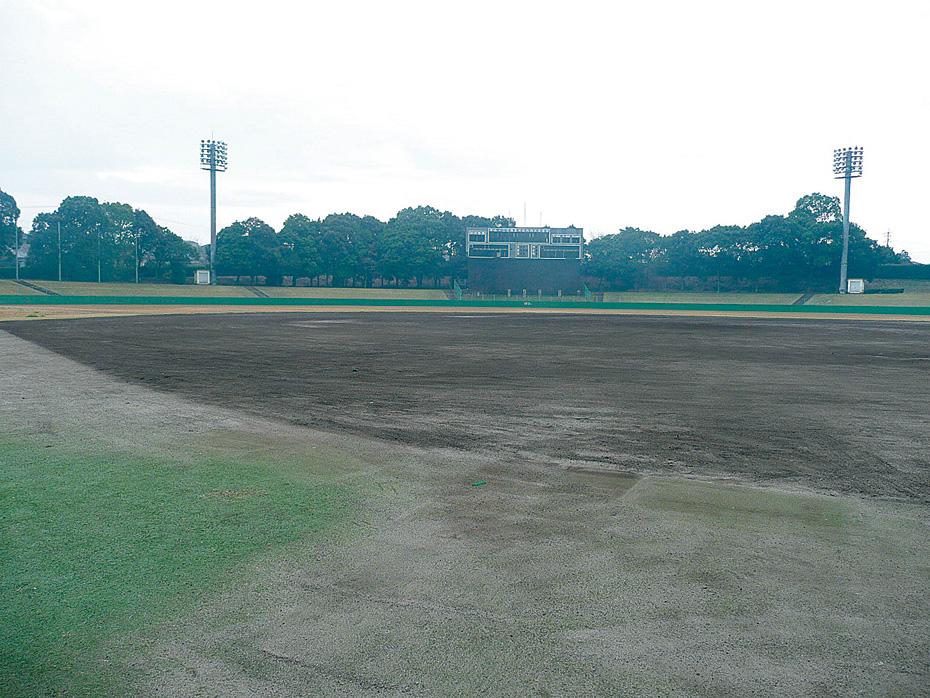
[{"x1": 466, "y1": 226, "x2": 584, "y2": 294}]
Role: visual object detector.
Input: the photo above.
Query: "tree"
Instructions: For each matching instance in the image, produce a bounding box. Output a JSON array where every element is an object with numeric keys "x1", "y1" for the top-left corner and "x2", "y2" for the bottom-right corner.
[
  {"x1": 216, "y1": 217, "x2": 281, "y2": 284},
  {"x1": 789, "y1": 193, "x2": 841, "y2": 224},
  {"x1": 101, "y1": 202, "x2": 137, "y2": 280},
  {"x1": 132, "y1": 210, "x2": 194, "y2": 282},
  {"x1": 661, "y1": 230, "x2": 704, "y2": 286},
  {"x1": 876, "y1": 244, "x2": 910, "y2": 265},
  {"x1": 694, "y1": 226, "x2": 746, "y2": 287},
  {"x1": 578, "y1": 192, "x2": 891, "y2": 292},
  {"x1": 350, "y1": 215, "x2": 385, "y2": 287},
  {"x1": 25, "y1": 197, "x2": 192, "y2": 282},
  {"x1": 584, "y1": 227, "x2": 660, "y2": 289},
  {"x1": 279, "y1": 214, "x2": 322, "y2": 285},
  {"x1": 13, "y1": 193, "x2": 901, "y2": 291},
  {"x1": 381, "y1": 206, "x2": 461, "y2": 287},
  {"x1": 1, "y1": 189, "x2": 21, "y2": 270},
  {"x1": 315, "y1": 213, "x2": 370, "y2": 286},
  {"x1": 745, "y1": 215, "x2": 811, "y2": 289},
  {"x1": 26, "y1": 196, "x2": 109, "y2": 281}
]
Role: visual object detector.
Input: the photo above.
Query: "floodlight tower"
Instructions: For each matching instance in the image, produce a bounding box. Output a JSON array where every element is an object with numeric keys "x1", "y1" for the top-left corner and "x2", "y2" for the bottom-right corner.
[
  {"x1": 200, "y1": 139, "x2": 228, "y2": 284},
  {"x1": 832, "y1": 146, "x2": 864, "y2": 293}
]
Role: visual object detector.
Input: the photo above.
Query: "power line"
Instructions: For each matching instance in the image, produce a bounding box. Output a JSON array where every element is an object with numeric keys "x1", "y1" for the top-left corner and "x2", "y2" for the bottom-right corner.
[
  {"x1": 149, "y1": 215, "x2": 201, "y2": 230},
  {"x1": 17, "y1": 202, "x2": 203, "y2": 239}
]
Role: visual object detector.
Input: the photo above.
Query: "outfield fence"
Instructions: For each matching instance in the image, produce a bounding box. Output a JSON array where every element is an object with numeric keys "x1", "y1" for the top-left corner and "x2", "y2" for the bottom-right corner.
[{"x1": 2, "y1": 294, "x2": 930, "y2": 316}]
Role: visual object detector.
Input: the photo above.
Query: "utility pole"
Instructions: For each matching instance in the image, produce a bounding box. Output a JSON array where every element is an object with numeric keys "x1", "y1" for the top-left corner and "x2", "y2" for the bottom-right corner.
[
  {"x1": 57, "y1": 220, "x2": 62, "y2": 281},
  {"x1": 200, "y1": 139, "x2": 228, "y2": 284},
  {"x1": 832, "y1": 146, "x2": 864, "y2": 293},
  {"x1": 97, "y1": 227, "x2": 101, "y2": 283},
  {"x1": 135, "y1": 227, "x2": 140, "y2": 284},
  {"x1": 14, "y1": 218, "x2": 19, "y2": 281}
]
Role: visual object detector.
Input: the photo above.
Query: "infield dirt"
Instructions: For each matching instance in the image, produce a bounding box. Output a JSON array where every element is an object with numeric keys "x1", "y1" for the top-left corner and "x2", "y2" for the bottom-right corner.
[{"x1": 7, "y1": 312, "x2": 929, "y2": 501}]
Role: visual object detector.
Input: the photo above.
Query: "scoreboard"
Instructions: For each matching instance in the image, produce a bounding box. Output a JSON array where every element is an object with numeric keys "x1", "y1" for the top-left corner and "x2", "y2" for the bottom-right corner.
[
  {"x1": 466, "y1": 227, "x2": 583, "y2": 261},
  {"x1": 465, "y1": 226, "x2": 584, "y2": 293}
]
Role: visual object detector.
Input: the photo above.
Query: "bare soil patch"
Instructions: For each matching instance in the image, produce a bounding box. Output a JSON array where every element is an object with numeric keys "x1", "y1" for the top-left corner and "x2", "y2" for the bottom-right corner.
[{"x1": 7, "y1": 312, "x2": 929, "y2": 501}]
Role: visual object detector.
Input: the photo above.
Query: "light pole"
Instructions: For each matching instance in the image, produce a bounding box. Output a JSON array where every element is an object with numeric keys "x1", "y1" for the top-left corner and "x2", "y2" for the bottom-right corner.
[
  {"x1": 833, "y1": 146, "x2": 864, "y2": 293},
  {"x1": 200, "y1": 139, "x2": 228, "y2": 285}
]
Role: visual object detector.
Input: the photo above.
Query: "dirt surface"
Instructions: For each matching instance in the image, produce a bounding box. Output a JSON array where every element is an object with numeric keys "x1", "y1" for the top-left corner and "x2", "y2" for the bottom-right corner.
[
  {"x1": 6, "y1": 312, "x2": 929, "y2": 502},
  {"x1": 2, "y1": 324, "x2": 929, "y2": 696}
]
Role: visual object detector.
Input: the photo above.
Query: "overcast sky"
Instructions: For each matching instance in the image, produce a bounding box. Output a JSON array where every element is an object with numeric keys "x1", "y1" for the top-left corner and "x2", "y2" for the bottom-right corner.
[{"x1": 2, "y1": 0, "x2": 928, "y2": 260}]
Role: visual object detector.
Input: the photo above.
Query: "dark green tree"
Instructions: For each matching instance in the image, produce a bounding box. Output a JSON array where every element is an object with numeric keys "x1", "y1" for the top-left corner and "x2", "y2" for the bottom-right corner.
[
  {"x1": 100, "y1": 202, "x2": 137, "y2": 280},
  {"x1": 381, "y1": 206, "x2": 462, "y2": 287},
  {"x1": 661, "y1": 230, "x2": 704, "y2": 287},
  {"x1": 133, "y1": 210, "x2": 194, "y2": 282},
  {"x1": 216, "y1": 218, "x2": 281, "y2": 284},
  {"x1": 314, "y1": 213, "x2": 365, "y2": 286},
  {"x1": 26, "y1": 196, "x2": 109, "y2": 281},
  {"x1": 584, "y1": 227, "x2": 661, "y2": 289},
  {"x1": 788, "y1": 193, "x2": 841, "y2": 224},
  {"x1": 26, "y1": 198, "x2": 192, "y2": 282},
  {"x1": 786, "y1": 194, "x2": 881, "y2": 288},
  {"x1": 278, "y1": 214, "x2": 322, "y2": 285},
  {"x1": 350, "y1": 215, "x2": 385, "y2": 287},
  {"x1": 1, "y1": 189, "x2": 22, "y2": 270},
  {"x1": 576, "y1": 192, "x2": 894, "y2": 292},
  {"x1": 694, "y1": 226, "x2": 746, "y2": 288}
]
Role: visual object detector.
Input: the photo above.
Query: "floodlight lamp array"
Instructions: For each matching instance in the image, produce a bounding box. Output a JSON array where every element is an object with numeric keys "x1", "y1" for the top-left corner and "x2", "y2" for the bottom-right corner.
[
  {"x1": 200, "y1": 139, "x2": 228, "y2": 171},
  {"x1": 833, "y1": 146, "x2": 863, "y2": 178}
]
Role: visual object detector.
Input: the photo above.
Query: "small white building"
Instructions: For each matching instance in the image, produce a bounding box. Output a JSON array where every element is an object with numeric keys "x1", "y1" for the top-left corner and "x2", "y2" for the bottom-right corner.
[{"x1": 847, "y1": 279, "x2": 865, "y2": 294}]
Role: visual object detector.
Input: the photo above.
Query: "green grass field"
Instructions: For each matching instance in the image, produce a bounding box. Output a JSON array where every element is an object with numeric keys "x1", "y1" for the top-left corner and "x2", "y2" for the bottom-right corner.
[
  {"x1": 261, "y1": 286, "x2": 448, "y2": 299},
  {"x1": 600, "y1": 291, "x2": 804, "y2": 304},
  {"x1": 602, "y1": 290, "x2": 930, "y2": 307},
  {"x1": 808, "y1": 292, "x2": 930, "y2": 306},
  {"x1": 36, "y1": 281, "x2": 257, "y2": 297},
  {"x1": 0, "y1": 281, "x2": 42, "y2": 295},
  {"x1": 0, "y1": 438, "x2": 355, "y2": 696},
  {"x1": 6, "y1": 281, "x2": 930, "y2": 308},
  {"x1": 11, "y1": 281, "x2": 449, "y2": 300}
]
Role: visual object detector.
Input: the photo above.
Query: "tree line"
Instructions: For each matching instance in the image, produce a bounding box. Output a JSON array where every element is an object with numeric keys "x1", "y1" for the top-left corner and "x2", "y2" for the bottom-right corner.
[
  {"x1": 216, "y1": 208, "x2": 513, "y2": 287},
  {"x1": 586, "y1": 194, "x2": 910, "y2": 291},
  {"x1": 0, "y1": 188, "x2": 915, "y2": 291},
  {"x1": 1, "y1": 194, "x2": 195, "y2": 283}
]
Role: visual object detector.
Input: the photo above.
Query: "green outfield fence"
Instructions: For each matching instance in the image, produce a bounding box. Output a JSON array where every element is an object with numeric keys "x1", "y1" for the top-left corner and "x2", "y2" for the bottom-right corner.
[{"x1": 2, "y1": 294, "x2": 930, "y2": 316}]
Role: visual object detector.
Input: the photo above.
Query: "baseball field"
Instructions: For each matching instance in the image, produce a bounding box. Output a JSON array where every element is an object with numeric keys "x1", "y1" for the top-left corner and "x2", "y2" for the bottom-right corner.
[{"x1": 2, "y1": 310, "x2": 928, "y2": 696}]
